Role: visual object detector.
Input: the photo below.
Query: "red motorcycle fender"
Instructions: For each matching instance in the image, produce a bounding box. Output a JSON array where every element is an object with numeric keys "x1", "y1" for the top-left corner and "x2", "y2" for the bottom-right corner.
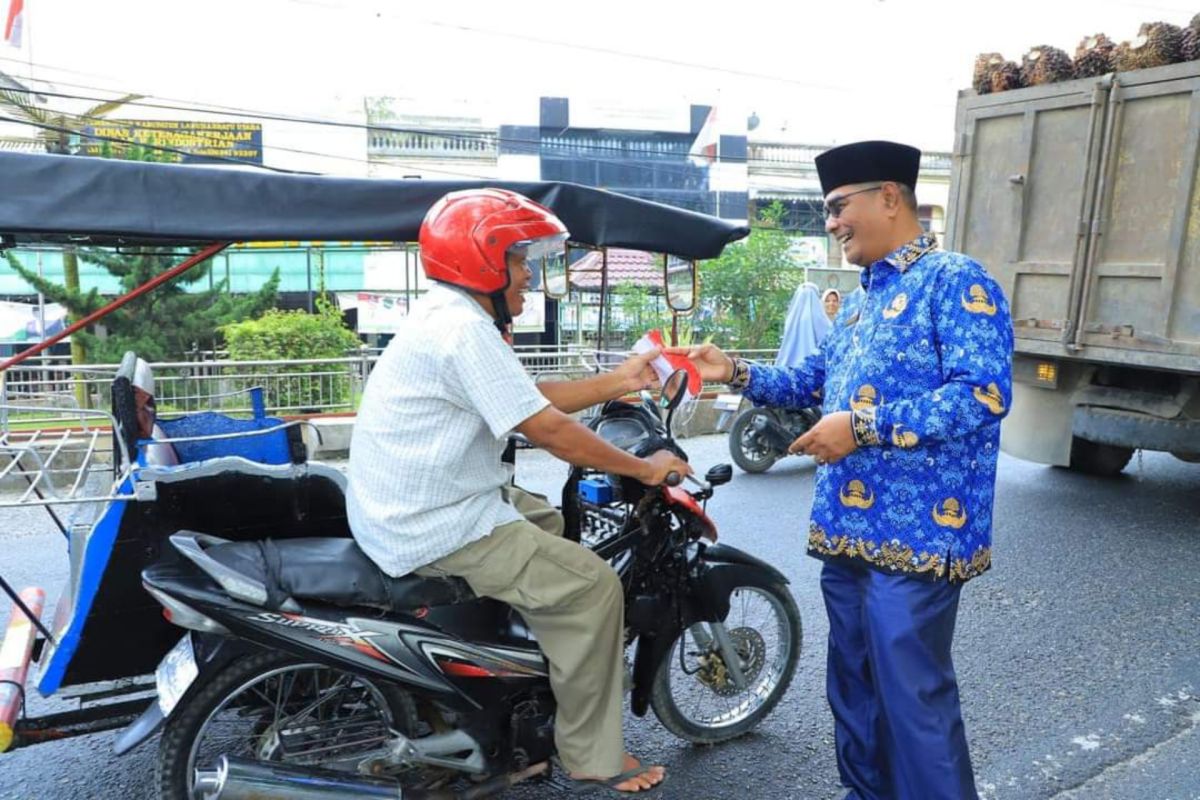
[{"x1": 663, "y1": 487, "x2": 718, "y2": 541}]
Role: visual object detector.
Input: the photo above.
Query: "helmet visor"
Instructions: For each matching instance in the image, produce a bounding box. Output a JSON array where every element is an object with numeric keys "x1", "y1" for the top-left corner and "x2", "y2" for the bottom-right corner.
[{"x1": 508, "y1": 233, "x2": 569, "y2": 294}]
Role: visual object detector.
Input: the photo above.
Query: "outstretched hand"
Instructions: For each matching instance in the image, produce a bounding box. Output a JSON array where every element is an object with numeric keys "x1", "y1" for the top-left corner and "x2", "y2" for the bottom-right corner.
[
  {"x1": 662, "y1": 344, "x2": 734, "y2": 383},
  {"x1": 612, "y1": 349, "x2": 662, "y2": 395}
]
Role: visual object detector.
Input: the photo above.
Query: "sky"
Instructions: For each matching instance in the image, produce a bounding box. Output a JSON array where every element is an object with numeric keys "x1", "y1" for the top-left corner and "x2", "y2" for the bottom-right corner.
[{"x1": 2, "y1": 0, "x2": 1198, "y2": 164}]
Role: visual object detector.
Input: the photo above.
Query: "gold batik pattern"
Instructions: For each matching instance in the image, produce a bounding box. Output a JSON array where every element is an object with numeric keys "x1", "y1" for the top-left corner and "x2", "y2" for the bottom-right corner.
[{"x1": 808, "y1": 522, "x2": 992, "y2": 583}]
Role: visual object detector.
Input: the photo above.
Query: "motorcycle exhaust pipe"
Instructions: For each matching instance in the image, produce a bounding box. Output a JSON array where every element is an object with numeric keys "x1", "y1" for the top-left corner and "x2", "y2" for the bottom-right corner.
[
  {"x1": 193, "y1": 756, "x2": 408, "y2": 800},
  {"x1": 751, "y1": 415, "x2": 796, "y2": 452},
  {"x1": 193, "y1": 756, "x2": 550, "y2": 800}
]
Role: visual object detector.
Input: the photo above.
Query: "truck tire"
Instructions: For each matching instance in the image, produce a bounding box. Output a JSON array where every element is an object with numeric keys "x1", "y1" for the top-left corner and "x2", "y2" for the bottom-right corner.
[{"x1": 1068, "y1": 436, "x2": 1133, "y2": 477}]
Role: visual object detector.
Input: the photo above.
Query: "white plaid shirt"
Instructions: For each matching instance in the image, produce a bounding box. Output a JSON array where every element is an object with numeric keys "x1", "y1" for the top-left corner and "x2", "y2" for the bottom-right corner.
[{"x1": 346, "y1": 284, "x2": 551, "y2": 577}]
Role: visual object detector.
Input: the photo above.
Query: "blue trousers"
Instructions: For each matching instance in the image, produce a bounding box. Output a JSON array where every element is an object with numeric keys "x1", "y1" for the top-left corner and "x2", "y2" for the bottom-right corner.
[{"x1": 820, "y1": 560, "x2": 978, "y2": 800}]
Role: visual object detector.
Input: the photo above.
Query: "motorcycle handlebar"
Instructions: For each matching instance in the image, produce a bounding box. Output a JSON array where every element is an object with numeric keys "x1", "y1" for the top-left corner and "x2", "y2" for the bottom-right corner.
[{"x1": 665, "y1": 471, "x2": 683, "y2": 487}]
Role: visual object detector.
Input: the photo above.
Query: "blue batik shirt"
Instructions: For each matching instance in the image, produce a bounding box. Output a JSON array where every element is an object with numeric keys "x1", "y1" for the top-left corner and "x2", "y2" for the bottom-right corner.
[{"x1": 744, "y1": 235, "x2": 1014, "y2": 582}]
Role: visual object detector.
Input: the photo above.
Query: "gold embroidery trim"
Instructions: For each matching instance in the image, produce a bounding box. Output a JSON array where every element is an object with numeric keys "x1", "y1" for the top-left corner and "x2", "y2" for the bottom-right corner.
[
  {"x1": 806, "y1": 522, "x2": 994, "y2": 582},
  {"x1": 728, "y1": 358, "x2": 751, "y2": 391},
  {"x1": 884, "y1": 234, "x2": 940, "y2": 272},
  {"x1": 950, "y1": 545, "x2": 992, "y2": 582},
  {"x1": 851, "y1": 405, "x2": 881, "y2": 446}
]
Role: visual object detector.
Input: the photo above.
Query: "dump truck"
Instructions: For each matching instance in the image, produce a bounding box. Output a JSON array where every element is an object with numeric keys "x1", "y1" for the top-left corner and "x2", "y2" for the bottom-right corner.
[{"x1": 946, "y1": 60, "x2": 1200, "y2": 475}]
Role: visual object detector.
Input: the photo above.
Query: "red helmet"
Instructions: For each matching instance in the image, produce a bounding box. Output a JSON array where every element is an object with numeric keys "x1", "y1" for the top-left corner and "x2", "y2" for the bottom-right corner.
[{"x1": 418, "y1": 188, "x2": 568, "y2": 295}]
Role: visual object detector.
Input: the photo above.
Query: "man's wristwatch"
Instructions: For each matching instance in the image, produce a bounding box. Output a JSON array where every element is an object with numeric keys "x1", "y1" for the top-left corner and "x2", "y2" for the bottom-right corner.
[{"x1": 727, "y1": 356, "x2": 750, "y2": 391}]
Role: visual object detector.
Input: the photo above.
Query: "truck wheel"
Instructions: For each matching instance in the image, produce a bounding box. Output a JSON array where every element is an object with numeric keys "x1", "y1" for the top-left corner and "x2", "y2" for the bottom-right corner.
[{"x1": 1068, "y1": 436, "x2": 1133, "y2": 477}]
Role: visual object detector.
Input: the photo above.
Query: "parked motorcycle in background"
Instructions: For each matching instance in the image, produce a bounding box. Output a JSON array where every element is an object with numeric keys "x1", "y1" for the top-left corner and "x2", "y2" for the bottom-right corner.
[{"x1": 720, "y1": 283, "x2": 846, "y2": 474}]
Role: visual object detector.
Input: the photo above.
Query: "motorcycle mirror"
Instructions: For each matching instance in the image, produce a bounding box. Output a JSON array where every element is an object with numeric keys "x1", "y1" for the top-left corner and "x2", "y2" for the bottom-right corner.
[
  {"x1": 661, "y1": 369, "x2": 689, "y2": 436},
  {"x1": 659, "y1": 369, "x2": 689, "y2": 412},
  {"x1": 705, "y1": 463, "x2": 734, "y2": 486}
]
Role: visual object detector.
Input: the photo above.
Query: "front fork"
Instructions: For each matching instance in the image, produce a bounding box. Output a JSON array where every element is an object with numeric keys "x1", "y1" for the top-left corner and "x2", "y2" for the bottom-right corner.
[{"x1": 688, "y1": 623, "x2": 749, "y2": 691}]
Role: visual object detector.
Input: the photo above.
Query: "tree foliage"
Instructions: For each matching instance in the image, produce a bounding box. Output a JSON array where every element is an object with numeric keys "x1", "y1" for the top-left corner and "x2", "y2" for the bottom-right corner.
[{"x1": 697, "y1": 202, "x2": 805, "y2": 350}]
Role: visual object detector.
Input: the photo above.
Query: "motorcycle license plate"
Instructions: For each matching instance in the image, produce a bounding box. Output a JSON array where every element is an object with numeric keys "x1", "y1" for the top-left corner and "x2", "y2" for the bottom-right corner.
[
  {"x1": 713, "y1": 393, "x2": 743, "y2": 412},
  {"x1": 155, "y1": 634, "x2": 198, "y2": 716}
]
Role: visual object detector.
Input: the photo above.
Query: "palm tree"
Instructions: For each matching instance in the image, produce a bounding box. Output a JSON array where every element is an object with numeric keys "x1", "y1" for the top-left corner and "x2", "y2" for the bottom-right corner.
[{"x1": 0, "y1": 74, "x2": 143, "y2": 154}]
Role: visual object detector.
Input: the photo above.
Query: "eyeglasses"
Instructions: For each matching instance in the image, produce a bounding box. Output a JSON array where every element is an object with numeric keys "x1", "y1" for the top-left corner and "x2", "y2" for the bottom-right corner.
[{"x1": 823, "y1": 185, "x2": 883, "y2": 220}]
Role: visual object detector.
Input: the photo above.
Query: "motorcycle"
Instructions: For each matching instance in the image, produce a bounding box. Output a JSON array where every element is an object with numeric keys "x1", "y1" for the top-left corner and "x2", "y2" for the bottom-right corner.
[
  {"x1": 140, "y1": 370, "x2": 801, "y2": 799},
  {"x1": 728, "y1": 404, "x2": 821, "y2": 474},
  {"x1": 0, "y1": 151, "x2": 767, "y2": 799}
]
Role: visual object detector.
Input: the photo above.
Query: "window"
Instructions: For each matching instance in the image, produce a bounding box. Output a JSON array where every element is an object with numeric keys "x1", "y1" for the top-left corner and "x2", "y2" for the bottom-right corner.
[{"x1": 918, "y1": 205, "x2": 945, "y2": 236}]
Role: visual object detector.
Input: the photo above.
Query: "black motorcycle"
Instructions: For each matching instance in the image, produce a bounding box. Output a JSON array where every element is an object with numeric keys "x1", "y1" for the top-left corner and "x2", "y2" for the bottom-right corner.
[
  {"x1": 728, "y1": 405, "x2": 821, "y2": 474},
  {"x1": 139, "y1": 372, "x2": 802, "y2": 800}
]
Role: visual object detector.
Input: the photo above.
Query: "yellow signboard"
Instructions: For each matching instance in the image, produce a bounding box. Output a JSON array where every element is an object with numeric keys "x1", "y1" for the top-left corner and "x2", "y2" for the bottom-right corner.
[{"x1": 80, "y1": 120, "x2": 264, "y2": 164}]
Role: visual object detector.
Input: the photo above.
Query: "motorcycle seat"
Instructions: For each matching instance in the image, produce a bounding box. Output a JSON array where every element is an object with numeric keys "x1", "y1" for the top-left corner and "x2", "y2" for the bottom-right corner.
[{"x1": 195, "y1": 535, "x2": 475, "y2": 612}]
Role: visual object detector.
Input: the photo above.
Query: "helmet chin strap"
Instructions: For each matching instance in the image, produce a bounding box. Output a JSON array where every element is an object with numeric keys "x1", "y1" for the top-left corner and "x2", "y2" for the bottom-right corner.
[{"x1": 489, "y1": 291, "x2": 514, "y2": 342}]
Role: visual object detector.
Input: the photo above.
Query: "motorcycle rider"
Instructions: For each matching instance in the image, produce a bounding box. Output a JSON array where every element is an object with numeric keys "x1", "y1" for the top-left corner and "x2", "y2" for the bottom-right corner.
[{"x1": 346, "y1": 188, "x2": 691, "y2": 793}]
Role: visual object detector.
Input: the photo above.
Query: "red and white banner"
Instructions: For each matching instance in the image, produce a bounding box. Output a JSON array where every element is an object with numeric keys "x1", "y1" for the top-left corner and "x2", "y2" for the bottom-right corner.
[{"x1": 632, "y1": 329, "x2": 701, "y2": 399}]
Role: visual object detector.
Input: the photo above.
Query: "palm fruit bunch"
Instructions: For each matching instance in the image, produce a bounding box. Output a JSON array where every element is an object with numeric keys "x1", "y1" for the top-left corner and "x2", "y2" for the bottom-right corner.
[
  {"x1": 973, "y1": 52, "x2": 1004, "y2": 94},
  {"x1": 1182, "y1": 14, "x2": 1200, "y2": 61},
  {"x1": 1074, "y1": 34, "x2": 1117, "y2": 78},
  {"x1": 1021, "y1": 44, "x2": 1074, "y2": 86},
  {"x1": 990, "y1": 58, "x2": 1024, "y2": 93},
  {"x1": 1115, "y1": 22, "x2": 1184, "y2": 70},
  {"x1": 971, "y1": 52, "x2": 1024, "y2": 94}
]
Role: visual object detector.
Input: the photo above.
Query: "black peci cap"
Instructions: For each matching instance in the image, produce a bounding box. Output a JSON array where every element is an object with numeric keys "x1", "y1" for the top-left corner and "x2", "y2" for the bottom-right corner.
[{"x1": 815, "y1": 140, "x2": 921, "y2": 195}]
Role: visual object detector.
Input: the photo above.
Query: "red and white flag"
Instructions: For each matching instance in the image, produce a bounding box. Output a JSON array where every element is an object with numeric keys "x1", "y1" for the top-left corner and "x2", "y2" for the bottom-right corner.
[
  {"x1": 632, "y1": 329, "x2": 701, "y2": 400},
  {"x1": 3, "y1": 0, "x2": 23, "y2": 48},
  {"x1": 687, "y1": 106, "x2": 719, "y2": 167}
]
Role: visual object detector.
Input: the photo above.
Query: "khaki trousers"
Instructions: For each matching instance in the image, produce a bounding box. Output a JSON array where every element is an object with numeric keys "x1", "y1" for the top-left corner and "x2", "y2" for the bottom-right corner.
[{"x1": 417, "y1": 486, "x2": 626, "y2": 777}]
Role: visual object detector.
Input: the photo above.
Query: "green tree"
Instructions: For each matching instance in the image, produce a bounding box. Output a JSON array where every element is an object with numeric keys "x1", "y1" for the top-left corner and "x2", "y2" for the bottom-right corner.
[
  {"x1": 610, "y1": 283, "x2": 670, "y2": 347},
  {"x1": 223, "y1": 300, "x2": 360, "y2": 412},
  {"x1": 697, "y1": 203, "x2": 804, "y2": 350},
  {"x1": 0, "y1": 86, "x2": 145, "y2": 373},
  {"x1": 2, "y1": 113, "x2": 279, "y2": 369},
  {"x1": 3, "y1": 247, "x2": 280, "y2": 364}
]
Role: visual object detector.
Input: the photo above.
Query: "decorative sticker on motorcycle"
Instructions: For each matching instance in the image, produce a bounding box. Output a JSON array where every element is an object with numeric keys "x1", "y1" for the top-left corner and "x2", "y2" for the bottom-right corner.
[{"x1": 247, "y1": 612, "x2": 394, "y2": 664}]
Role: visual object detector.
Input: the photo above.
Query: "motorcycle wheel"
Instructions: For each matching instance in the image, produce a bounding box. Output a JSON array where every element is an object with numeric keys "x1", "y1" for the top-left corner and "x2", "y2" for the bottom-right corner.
[
  {"x1": 649, "y1": 579, "x2": 801, "y2": 744},
  {"x1": 156, "y1": 650, "x2": 418, "y2": 800},
  {"x1": 728, "y1": 408, "x2": 783, "y2": 474}
]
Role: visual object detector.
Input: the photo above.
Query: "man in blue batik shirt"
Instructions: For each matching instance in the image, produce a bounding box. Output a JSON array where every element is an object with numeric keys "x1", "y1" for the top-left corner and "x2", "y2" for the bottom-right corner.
[{"x1": 671, "y1": 141, "x2": 1013, "y2": 800}]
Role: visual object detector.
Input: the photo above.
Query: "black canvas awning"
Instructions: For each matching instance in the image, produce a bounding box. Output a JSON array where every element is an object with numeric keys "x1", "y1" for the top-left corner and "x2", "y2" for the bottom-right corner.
[{"x1": 0, "y1": 152, "x2": 748, "y2": 259}]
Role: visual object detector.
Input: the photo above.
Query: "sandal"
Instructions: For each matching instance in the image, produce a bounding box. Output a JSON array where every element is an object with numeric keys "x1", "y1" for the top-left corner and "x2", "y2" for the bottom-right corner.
[{"x1": 548, "y1": 757, "x2": 667, "y2": 796}]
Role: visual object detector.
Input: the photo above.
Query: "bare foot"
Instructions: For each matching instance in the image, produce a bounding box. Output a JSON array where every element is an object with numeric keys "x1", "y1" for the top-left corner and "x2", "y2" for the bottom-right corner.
[{"x1": 573, "y1": 753, "x2": 666, "y2": 793}]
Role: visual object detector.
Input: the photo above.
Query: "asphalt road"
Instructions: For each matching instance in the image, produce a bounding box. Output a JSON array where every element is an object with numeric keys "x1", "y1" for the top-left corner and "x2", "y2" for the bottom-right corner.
[{"x1": 1, "y1": 436, "x2": 1197, "y2": 800}]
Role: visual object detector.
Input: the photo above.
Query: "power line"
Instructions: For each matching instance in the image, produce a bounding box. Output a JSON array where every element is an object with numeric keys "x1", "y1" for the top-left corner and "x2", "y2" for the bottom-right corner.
[
  {"x1": 0, "y1": 84, "x2": 738, "y2": 185},
  {"x1": 60, "y1": 108, "x2": 506, "y2": 180},
  {"x1": 0, "y1": 65, "x2": 826, "y2": 199},
  {"x1": 4, "y1": 102, "x2": 708, "y2": 186},
  {"x1": 2, "y1": 53, "x2": 949, "y2": 189},
  {"x1": 0, "y1": 60, "x2": 762, "y2": 166},
  {"x1": 2, "y1": 110, "x2": 819, "y2": 206}
]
